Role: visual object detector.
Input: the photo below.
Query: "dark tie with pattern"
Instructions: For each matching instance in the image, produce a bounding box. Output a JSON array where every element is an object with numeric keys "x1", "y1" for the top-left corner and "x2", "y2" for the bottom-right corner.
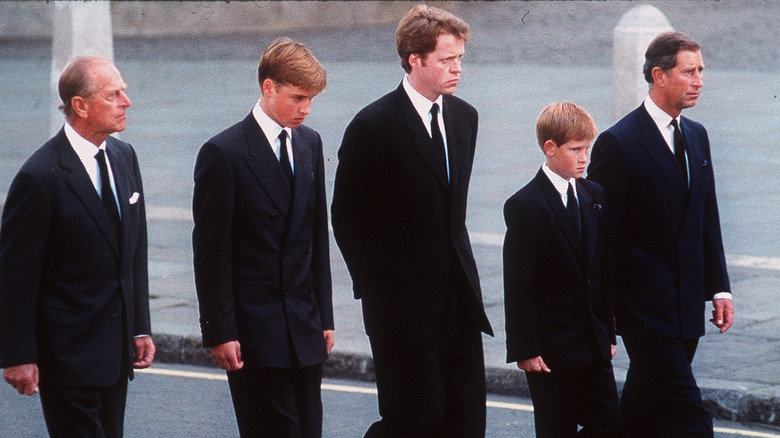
[
  {"x1": 96, "y1": 149, "x2": 122, "y2": 246},
  {"x1": 567, "y1": 182, "x2": 581, "y2": 236},
  {"x1": 278, "y1": 130, "x2": 293, "y2": 190},
  {"x1": 670, "y1": 118, "x2": 688, "y2": 184},
  {"x1": 429, "y1": 103, "x2": 448, "y2": 183}
]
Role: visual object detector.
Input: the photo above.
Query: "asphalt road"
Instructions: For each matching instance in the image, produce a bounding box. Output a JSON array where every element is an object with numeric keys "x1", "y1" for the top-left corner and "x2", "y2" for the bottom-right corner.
[{"x1": 1, "y1": 364, "x2": 780, "y2": 437}]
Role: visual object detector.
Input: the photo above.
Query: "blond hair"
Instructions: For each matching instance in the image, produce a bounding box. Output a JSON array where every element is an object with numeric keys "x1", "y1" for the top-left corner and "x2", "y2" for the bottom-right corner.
[
  {"x1": 536, "y1": 103, "x2": 598, "y2": 149},
  {"x1": 258, "y1": 37, "x2": 326, "y2": 94}
]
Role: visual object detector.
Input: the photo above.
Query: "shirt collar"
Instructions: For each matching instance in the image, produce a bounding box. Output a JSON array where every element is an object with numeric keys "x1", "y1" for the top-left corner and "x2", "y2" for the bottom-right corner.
[
  {"x1": 64, "y1": 122, "x2": 105, "y2": 160},
  {"x1": 252, "y1": 99, "x2": 291, "y2": 153},
  {"x1": 644, "y1": 95, "x2": 681, "y2": 133},
  {"x1": 403, "y1": 75, "x2": 443, "y2": 126},
  {"x1": 542, "y1": 163, "x2": 576, "y2": 200}
]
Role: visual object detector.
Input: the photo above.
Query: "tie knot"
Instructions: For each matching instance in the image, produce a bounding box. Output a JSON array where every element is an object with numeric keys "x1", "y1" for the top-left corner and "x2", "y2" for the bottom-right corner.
[
  {"x1": 430, "y1": 103, "x2": 440, "y2": 117},
  {"x1": 278, "y1": 129, "x2": 288, "y2": 143},
  {"x1": 670, "y1": 118, "x2": 680, "y2": 130}
]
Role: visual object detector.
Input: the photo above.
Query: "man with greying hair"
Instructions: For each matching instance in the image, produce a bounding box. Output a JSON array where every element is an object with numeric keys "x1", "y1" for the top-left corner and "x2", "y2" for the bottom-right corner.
[
  {"x1": 193, "y1": 37, "x2": 333, "y2": 437},
  {"x1": 588, "y1": 31, "x2": 733, "y2": 437},
  {"x1": 0, "y1": 55, "x2": 154, "y2": 437},
  {"x1": 332, "y1": 4, "x2": 493, "y2": 437}
]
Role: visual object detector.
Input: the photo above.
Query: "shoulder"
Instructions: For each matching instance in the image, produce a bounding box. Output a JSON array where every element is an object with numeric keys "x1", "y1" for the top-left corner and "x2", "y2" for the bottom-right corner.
[
  {"x1": 443, "y1": 94, "x2": 477, "y2": 119},
  {"x1": 292, "y1": 123, "x2": 321, "y2": 145},
  {"x1": 207, "y1": 118, "x2": 247, "y2": 148},
  {"x1": 353, "y1": 89, "x2": 403, "y2": 123}
]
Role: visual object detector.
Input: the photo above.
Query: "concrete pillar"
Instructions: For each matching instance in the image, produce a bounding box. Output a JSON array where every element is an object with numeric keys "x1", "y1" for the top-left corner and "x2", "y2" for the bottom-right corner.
[
  {"x1": 611, "y1": 5, "x2": 672, "y2": 121},
  {"x1": 50, "y1": 1, "x2": 114, "y2": 136}
]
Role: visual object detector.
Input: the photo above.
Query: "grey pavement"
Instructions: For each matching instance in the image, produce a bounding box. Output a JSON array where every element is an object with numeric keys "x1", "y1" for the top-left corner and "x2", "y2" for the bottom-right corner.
[{"x1": 1, "y1": 0, "x2": 780, "y2": 429}]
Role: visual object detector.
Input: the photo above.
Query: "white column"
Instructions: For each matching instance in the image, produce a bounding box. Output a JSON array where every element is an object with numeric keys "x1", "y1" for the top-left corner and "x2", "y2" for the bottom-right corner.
[
  {"x1": 50, "y1": 1, "x2": 114, "y2": 136},
  {"x1": 611, "y1": 5, "x2": 672, "y2": 122}
]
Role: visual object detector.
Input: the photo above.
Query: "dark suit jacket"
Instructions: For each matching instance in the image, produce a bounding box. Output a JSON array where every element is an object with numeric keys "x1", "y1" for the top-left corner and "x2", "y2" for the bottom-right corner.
[
  {"x1": 0, "y1": 128, "x2": 150, "y2": 387},
  {"x1": 588, "y1": 104, "x2": 730, "y2": 339},
  {"x1": 331, "y1": 83, "x2": 493, "y2": 344},
  {"x1": 193, "y1": 114, "x2": 333, "y2": 368},
  {"x1": 504, "y1": 170, "x2": 615, "y2": 368}
]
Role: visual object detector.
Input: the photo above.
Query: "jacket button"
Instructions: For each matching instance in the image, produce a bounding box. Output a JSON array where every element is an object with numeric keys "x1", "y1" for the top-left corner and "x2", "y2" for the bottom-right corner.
[{"x1": 112, "y1": 312, "x2": 119, "y2": 318}]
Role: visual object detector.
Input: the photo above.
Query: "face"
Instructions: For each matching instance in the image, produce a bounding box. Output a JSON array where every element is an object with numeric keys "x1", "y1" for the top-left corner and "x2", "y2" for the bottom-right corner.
[
  {"x1": 407, "y1": 33, "x2": 465, "y2": 101},
  {"x1": 654, "y1": 50, "x2": 704, "y2": 116},
  {"x1": 544, "y1": 138, "x2": 591, "y2": 180},
  {"x1": 261, "y1": 80, "x2": 317, "y2": 128},
  {"x1": 78, "y1": 62, "x2": 132, "y2": 143}
]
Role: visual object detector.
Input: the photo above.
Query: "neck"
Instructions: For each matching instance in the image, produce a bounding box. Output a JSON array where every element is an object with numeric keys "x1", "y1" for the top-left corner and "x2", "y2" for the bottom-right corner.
[
  {"x1": 648, "y1": 88, "x2": 681, "y2": 118},
  {"x1": 69, "y1": 120, "x2": 108, "y2": 147}
]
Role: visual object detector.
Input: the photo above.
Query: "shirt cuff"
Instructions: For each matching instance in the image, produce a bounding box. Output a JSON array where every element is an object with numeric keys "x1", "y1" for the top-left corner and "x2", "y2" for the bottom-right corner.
[{"x1": 713, "y1": 292, "x2": 732, "y2": 300}]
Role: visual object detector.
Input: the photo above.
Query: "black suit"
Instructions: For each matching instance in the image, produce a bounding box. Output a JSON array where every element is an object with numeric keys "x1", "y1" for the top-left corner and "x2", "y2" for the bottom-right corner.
[
  {"x1": 0, "y1": 128, "x2": 150, "y2": 437},
  {"x1": 588, "y1": 103, "x2": 730, "y2": 437},
  {"x1": 193, "y1": 113, "x2": 333, "y2": 437},
  {"x1": 503, "y1": 170, "x2": 620, "y2": 437},
  {"x1": 332, "y1": 83, "x2": 492, "y2": 437}
]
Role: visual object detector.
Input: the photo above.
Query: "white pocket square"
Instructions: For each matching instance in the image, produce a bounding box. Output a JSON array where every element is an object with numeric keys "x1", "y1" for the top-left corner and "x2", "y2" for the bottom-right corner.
[{"x1": 129, "y1": 192, "x2": 140, "y2": 205}]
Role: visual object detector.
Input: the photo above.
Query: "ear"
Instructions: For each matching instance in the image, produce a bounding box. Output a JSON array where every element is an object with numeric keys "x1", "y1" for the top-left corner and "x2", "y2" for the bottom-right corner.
[
  {"x1": 71, "y1": 96, "x2": 89, "y2": 119},
  {"x1": 408, "y1": 53, "x2": 421, "y2": 70},
  {"x1": 651, "y1": 66, "x2": 667, "y2": 87},
  {"x1": 261, "y1": 78, "x2": 276, "y2": 96},
  {"x1": 543, "y1": 139, "x2": 557, "y2": 157}
]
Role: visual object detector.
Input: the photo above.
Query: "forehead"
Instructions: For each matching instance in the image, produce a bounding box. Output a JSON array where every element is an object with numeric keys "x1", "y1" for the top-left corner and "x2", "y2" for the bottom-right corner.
[
  {"x1": 560, "y1": 138, "x2": 592, "y2": 149},
  {"x1": 675, "y1": 50, "x2": 704, "y2": 67},
  {"x1": 431, "y1": 33, "x2": 465, "y2": 55},
  {"x1": 89, "y1": 62, "x2": 127, "y2": 91},
  {"x1": 276, "y1": 82, "x2": 317, "y2": 98}
]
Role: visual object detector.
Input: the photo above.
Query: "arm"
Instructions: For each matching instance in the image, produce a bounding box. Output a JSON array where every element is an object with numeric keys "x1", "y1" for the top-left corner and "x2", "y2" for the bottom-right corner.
[
  {"x1": 129, "y1": 146, "x2": 153, "y2": 343},
  {"x1": 503, "y1": 196, "x2": 541, "y2": 365},
  {"x1": 0, "y1": 170, "x2": 51, "y2": 371},
  {"x1": 312, "y1": 134, "x2": 334, "y2": 331},
  {"x1": 331, "y1": 117, "x2": 383, "y2": 298},
  {"x1": 192, "y1": 142, "x2": 239, "y2": 347}
]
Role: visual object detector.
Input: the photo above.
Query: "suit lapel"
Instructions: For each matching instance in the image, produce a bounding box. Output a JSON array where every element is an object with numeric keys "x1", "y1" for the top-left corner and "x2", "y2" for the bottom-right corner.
[
  {"x1": 442, "y1": 96, "x2": 464, "y2": 197},
  {"x1": 396, "y1": 85, "x2": 449, "y2": 191},
  {"x1": 634, "y1": 106, "x2": 688, "y2": 203},
  {"x1": 286, "y1": 130, "x2": 314, "y2": 239},
  {"x1": 106, "y1": 138, "x2": 135, "y2": 261},
  {"x1": 56, "y1": 131, "x2": 121, "y2": 258},
  {"x1": 577, "y1": 180, "x2": 598, "y2": 269},
  {"x1": 536, "y1": 170, "x2": 583, "y2": 259},
  {"x1": 241, "y1": 114, "x2": 292, "y2": 218}
]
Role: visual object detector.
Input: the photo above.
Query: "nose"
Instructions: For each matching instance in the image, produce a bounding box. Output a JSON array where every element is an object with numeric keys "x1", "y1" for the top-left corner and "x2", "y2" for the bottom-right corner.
[
  {"x1": 121, "y1": 91, "x2": 132, "y2": 108},
  {"x1": 451, "y1": 58, "x2": 462, "y2": 74},
  {"x1": 692, "y1": 70, "x2": 704, "y2": 88},
  {"x1": 300, "y1": 99, "x2": 312, "y2": 115}
]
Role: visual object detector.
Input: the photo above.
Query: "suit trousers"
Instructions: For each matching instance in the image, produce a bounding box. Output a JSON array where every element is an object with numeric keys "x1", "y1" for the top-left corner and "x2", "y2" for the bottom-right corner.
[
  {"x1": 620, "y1": 336, "x2": 713, "y2": 438},
  {"x1": 525, "y1": 360, "x2": 622, "y2": 438},
  {"x1": 365, "y1": 272, "x2": 486, "y2": 438},
  {"x1": 226, "y1": 363, "x2": 323, "y2": 438},
  {"x1": 39, "y1": 375, "x2": 128, "y2": 438}
]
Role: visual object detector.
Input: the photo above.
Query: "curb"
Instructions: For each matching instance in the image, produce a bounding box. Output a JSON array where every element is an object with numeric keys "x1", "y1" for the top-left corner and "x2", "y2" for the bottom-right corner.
[{"x1": 153, "y1": 333, "x2": 780, "y2": 428}]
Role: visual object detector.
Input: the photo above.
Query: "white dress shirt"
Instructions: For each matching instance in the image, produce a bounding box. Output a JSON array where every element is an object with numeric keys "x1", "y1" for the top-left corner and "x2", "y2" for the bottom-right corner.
[
  {"x1": 64, "y1": 123, "x2": 120, "y2": 217},
  {"x1": 253, "y1": 100, "x2": 294, "y2": 174},
  {"x1": 542, "y1": 163, "x2": 578, "y2": 208},
  {"x1": 403, "y1": 75, "x2": 450, "y2": 182}
]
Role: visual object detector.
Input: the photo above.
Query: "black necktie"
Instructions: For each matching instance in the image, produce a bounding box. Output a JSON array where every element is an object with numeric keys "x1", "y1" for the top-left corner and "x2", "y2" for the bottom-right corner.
[
  {"x1": 567, "y1": 182, "x2": 581, "y2": 236},
  {"x1": 96, "y1": 149, "x2": 122, "y2": 246},
  {"x1": 670, "y1": 119, "x2": 688, "y2": 184},
  {"x1": 429, "y1": 103, "x2": 448, "y2": 183},
  {"x1": 278, "y1": 130, "x2": 293, "y2": 190}
]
